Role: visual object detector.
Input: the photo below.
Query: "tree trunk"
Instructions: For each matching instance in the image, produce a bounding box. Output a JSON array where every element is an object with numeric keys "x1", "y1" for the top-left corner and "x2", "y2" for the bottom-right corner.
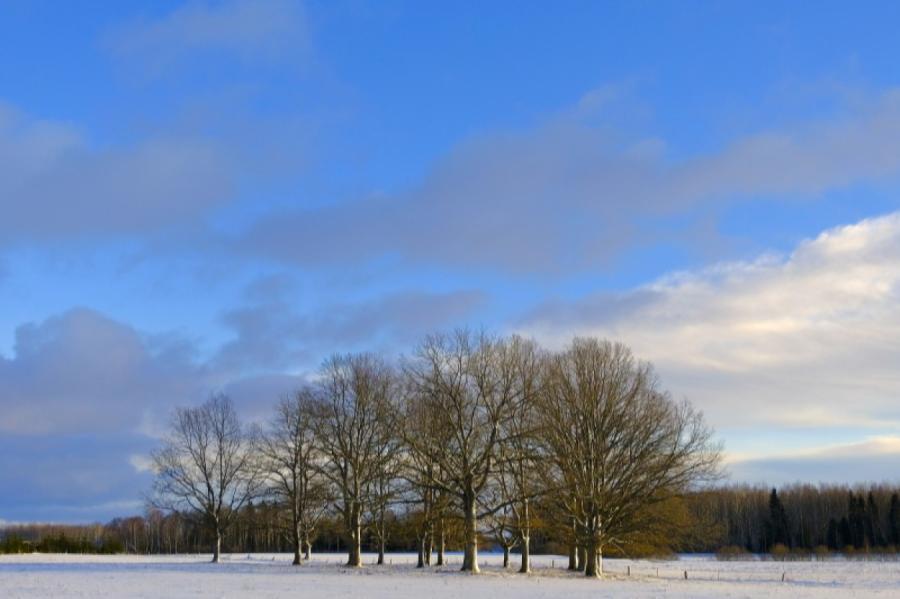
[
  {"x1": 436, "y1": 520, "x2": 445, "y2": 566},
  {"x1": 519, "y1": 500, "x2": 531, "y2": 573},
  {"x1": 292, "y1": 521, "x2": 302, "y2": 565},
  {"x1": 584, "y1": 542, "x2": 600, "y2": 578},
  {"x1": 377, "y1": 536, "x2": 385, "y2": 565},
  {"x1": 212, "y1": 529, "x2": 222, "y2": 564},
  {"x1": 578, "y1": 545, "x2": 587, "y2": 572},
  {"x1": 303, "y1": 531, "x2": 312, "y2": 561},
  {"x1": 425, "y1": 530, "x2": 432, "y2": 565},
  {"x1": 567, "y1": 541, "x2": 578, "y2": 570},
  {"x1": 347, "y1": 508, "x2": 362, "y2": 567},
  {"x1": 502, "y1": 544, "x2": 510, "y2": 568},
  {"x1": 293, "y1": 537, "x2": 302, "y2": 565},
  {"x1": 519, "y1": 534, "x2": 530, "y2": 573},
  {"x1": 417, "y1": 535, "x2": 426, "y2": 568},
  {"x1": 461, "y1": 492, "x2": 480, "y2": 573}
]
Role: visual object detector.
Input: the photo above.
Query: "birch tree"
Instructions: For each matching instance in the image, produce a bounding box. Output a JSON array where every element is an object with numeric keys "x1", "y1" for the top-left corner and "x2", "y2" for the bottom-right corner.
[
  {"x1": 539, "y1": 338, "x2": 721, "y2": 577},
  {"x1": 151, "y1": 394, "x2": 263, "y2": 563}
]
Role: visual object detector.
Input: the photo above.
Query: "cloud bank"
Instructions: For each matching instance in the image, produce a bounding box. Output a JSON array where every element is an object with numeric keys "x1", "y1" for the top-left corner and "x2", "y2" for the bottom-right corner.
[
  {"x1": 241, "y1": 90, "x2": 900, "y2": 274},
  {"x1": 523, "y1": 212, "x2": 900, "y2": 431},
  {"x1": 728, "y1": 437, "x2": 900, "y2": 485}
]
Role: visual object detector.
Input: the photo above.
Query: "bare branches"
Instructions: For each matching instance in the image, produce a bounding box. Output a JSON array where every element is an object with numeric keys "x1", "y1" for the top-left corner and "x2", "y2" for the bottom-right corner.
[
  {"x1": 257, "y1": 388, "x2": 328, "y2": 564},
  {"x1": 314, "y1": 353, "x2": 400, "y2": 567},
  {"x1": 538, "y1": 338, "x2": 722, "y2": 577},
  {"x1": 150, "y1": 394, "x2": 264, "y2": 563},
  {"x1": 147, "y1": 333, "x2": 720, "y2": 577},
  {"x1": 401, "y1": 330, "x2": 532, "y2": 572}
]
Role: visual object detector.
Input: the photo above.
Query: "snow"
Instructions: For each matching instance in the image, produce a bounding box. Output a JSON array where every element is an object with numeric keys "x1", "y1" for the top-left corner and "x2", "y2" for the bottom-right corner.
[{"x1": 2, "y1": 552, "x2": 900, "y2": 598}]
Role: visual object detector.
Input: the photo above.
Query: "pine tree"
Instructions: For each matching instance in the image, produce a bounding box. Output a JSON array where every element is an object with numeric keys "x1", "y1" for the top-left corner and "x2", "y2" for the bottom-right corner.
[
  {"x1": 866, "y1": 492, "x2": 884, "y2": 547},
  {"x1": 848, "y1": 493, "x2": 866, "y2": 548},
  {"x1": 826, "y1": 518, "x2": 839, "y2": 550},
  {"x1": 765, "y1": 489, "x2": 791, "y2": 550},
  {"x1": 838, "y1": 516, "x2": 852, "y2": 549},
  {"x1": 889, "y1": 493, "x2": 900, "y2": 546}
]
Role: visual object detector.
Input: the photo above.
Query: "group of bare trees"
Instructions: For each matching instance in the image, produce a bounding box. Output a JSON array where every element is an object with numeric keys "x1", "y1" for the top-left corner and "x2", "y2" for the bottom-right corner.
[{"x1": 150, "y1": 331, "x2": 720, "y2": 577}]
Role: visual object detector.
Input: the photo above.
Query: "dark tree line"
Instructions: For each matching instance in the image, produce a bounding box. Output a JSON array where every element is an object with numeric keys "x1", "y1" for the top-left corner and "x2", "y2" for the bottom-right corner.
[
  {"x1": 687, "y1": 484, "x2": 900, "y2": 554},
  {"x1": 10, "y1": 484, "x2": 900, "y2": 559}
]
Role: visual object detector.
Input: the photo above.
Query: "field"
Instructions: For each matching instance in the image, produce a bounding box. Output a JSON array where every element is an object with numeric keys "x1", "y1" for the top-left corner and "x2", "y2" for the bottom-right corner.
[{"x1": 3, "y1": 552, "x2": 900, "y2": 598}]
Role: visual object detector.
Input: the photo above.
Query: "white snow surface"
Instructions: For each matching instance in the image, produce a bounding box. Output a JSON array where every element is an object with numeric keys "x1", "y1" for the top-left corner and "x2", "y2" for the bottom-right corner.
[{"x1": 2, "y1": 552, "x2": 900, "y2": 598}]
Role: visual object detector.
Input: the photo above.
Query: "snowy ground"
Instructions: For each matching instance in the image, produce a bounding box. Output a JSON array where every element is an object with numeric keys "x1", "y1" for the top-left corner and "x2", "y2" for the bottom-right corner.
[{"x1": 2, "y1": 552, "x2": 900, "y2": 598}]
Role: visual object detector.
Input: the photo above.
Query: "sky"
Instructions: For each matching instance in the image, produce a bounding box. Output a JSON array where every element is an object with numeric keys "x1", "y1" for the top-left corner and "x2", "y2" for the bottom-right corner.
[{"x1": 3, "y1": 0, "x2": 900, "y2": 523}]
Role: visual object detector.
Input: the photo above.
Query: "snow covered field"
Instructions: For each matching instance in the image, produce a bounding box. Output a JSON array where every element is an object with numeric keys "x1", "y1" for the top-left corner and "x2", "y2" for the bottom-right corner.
[{"x1": 2, "y1": 552, "x2": 900, "y2": 598}]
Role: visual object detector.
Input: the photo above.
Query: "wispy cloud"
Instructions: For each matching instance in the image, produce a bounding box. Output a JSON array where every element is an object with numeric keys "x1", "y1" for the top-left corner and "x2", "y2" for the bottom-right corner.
[
  {"x1": 214, "y1": 279, "x2": 486, "y2": 371},
  {"x1": 238, "y1": 89, "x2": 900, "y2": 275},
  {"x1": 106, "y1": 0, "x2": 309, "y2": 75},
  {"x1": 0, "y1": 103, "x2": 232, "y2": 241}
]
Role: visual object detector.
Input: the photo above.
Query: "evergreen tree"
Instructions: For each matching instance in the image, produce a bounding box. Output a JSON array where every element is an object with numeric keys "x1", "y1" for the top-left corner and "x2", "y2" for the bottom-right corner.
[
  {"x1": 848, "y1": 493, "x2": 866, "y2": 548},
  {"x1": 838, "y1": 516, "x2": 852, "y2": 549},
  {"x1": 826, "y1": 518, "x2": 839, "y2": 550},
  {"x1": 866, "y1": 492, "x2": 884, "y2": 547},
  {"x1": 765, "y1": 489, "x2": 791, "y2": 549},
  {"x1": 889, "y1": 493, "x2": 900, "y2": 546}
]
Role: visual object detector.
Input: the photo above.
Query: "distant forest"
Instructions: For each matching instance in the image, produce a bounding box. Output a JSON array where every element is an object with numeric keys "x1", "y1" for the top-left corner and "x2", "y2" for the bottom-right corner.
[
  {"x1": 689, "y1": 483, "x2": 900, "y2": 555},
  {"x1": 4, "y1": 483, "x2": 900, "y2": 558}
]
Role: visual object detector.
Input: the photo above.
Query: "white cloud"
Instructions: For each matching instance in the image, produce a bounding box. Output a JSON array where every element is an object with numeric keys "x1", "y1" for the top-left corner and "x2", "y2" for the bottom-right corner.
[
  {"x1": 128, "y1": 454, "x2": 155, "y2": 474},
  {"x1": 0, "y1": 308, "x2": 212, "y2": 435},
  {"x1": 523, "y1": 212, "x2": 900, "y2": 430}
]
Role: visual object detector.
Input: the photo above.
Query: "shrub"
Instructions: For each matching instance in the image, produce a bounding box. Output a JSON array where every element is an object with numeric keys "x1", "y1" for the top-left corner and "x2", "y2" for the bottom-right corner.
[
  {"x1": 715, "y1": 545, "x2": 750, "y2": 561},
  {"x1": 770, "y1": 543, "x2": 790, "y2": 561}
]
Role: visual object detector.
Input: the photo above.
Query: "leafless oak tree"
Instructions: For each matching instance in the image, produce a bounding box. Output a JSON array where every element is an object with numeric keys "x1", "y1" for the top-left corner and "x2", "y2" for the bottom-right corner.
[
  {"x1": 151, "y1": 394, "x2": 264, "y2": 563},
  {"x1": 258, "y1": 389, "x2": 328, "y2": 565},
  {"x1": 315, "y1": 353, "x2": 399, "y2": 567},
  {"x1": 539, "y1": 338, "x2": 721, "y2": 577},
  {"x1": 498, "y1": 337, "x2": 544, "y2": 573},
  {"x1": 402, "y1": 331, "x2": 527, "y2": 573}
]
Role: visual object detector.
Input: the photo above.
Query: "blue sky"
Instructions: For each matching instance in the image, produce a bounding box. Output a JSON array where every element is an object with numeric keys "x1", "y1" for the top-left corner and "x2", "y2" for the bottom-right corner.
[{"x1": 4, "y1": 0, "x2": 900, "y2": 522}]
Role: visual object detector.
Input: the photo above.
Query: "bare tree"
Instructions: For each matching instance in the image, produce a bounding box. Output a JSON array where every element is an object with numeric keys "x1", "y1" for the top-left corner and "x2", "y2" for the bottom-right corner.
[
  {"x1": 539, "y1": 338, "x2": 721, "y2": 577},
  {"x1": 399, "y1": 391, "x2": 445, "y2": 568},
  {"x1": 402, "y1": 331, "x2": 526, "y2": 573},
  {"x1": 258, "y1": 389, "x2": 328, "y2": 565},
  {"x1": 499, "y1": 338, "x2": 544, "y2": 573},
  {"x1": 484, "y1": 494, "x2": 518, "y2": 568},
  {"x1": 365, "y1": 447, "x2": 402, "y2": 565},
  {"x1": 151, "y1": 394, "x2": 264, "y2": 563},
  {"x1": 315, "y1": 353, "x2": 398, "y2": 567}
]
